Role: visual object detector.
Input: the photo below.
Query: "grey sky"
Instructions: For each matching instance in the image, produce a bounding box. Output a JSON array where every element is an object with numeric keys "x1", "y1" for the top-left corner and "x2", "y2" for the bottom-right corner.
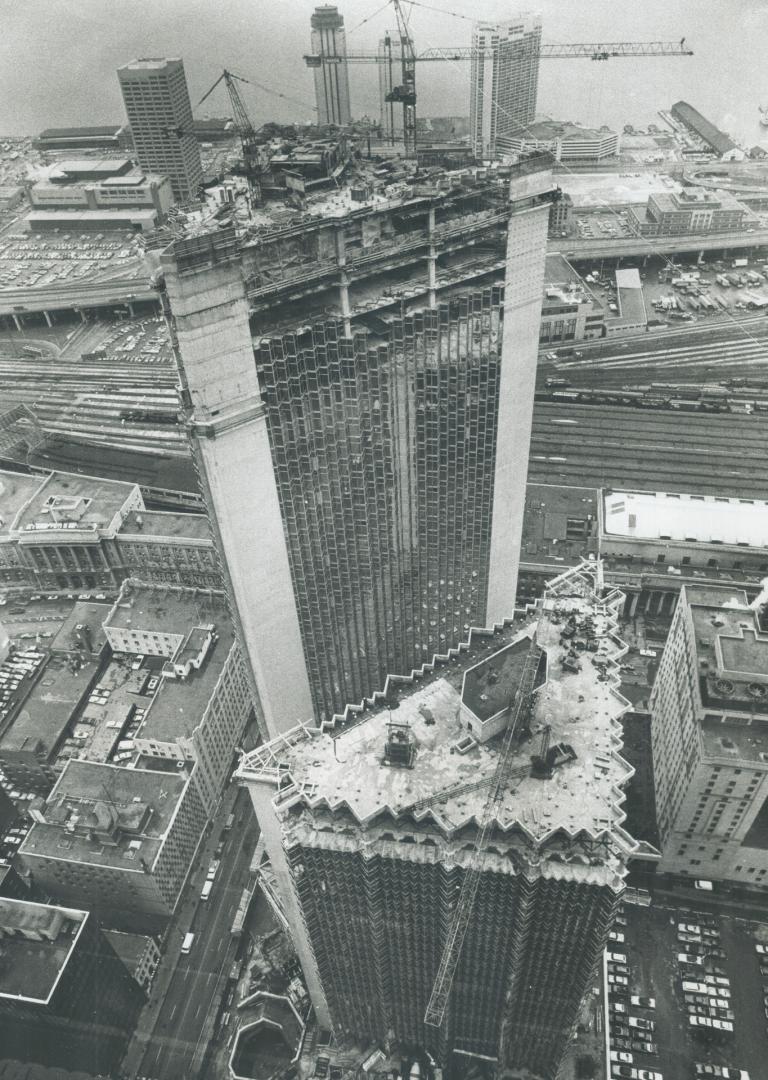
[{"x1": 0, "y1": 1, "x2": 764, "y2": 143}]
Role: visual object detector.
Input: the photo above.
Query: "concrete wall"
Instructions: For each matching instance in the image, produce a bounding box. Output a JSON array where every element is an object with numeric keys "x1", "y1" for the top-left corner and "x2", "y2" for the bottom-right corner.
[
  {"x1": 485, "y1": 195, "x2": 550, "y2": 624},
  {"x1": 162, "y1": 251, "x2": 313, "y2": 739}
]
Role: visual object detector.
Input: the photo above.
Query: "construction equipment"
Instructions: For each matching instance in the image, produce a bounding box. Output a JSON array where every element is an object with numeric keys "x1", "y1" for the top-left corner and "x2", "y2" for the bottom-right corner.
[
  {"x1": 198, "y1": 70, "x2": 263, "y2": 198},
  {"x1": 423, "y1": 637, "x2": 542, "y2": 1027},
  {"x1": 305, "y1": 11, "x2": 693, "y2": 159}
]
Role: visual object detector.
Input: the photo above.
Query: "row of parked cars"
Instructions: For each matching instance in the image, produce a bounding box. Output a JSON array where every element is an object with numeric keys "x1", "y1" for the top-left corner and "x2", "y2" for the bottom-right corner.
[
  {"x1": 607, "y1": 906, "x2": 663, "y2": 1080},
  {"x1": 674, "y1": 914, "x2": 735, "y2": 1039}
]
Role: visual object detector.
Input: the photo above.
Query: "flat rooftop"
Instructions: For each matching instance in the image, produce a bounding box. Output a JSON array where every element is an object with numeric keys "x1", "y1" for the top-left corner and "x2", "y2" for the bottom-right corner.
[
  {"x1": 685, "y1": 584, "x2": 768, "y2": 719},
  {"x1": 106, "y1": 583, "x2": 226, "y2": 638},
  {"x1": 0, "y1": 472, "x2": 43, "y2": 538},
  {"x1": 119, "y1": 509, "x2": 210, "y2": 540},
  {"x1": 0, "y1": 655, "x2": 98, "y2": 757},
  {"x1": 13, "y1": 471, "x2": 137, "y2": 536},
  {"x1": 241, "y1": 565, "x2": 634, "y2": 843},
  {"x1": 19, "y1": 760, "x2": 188, "y2": 871},
  {"x1": 49, "y1": 601, "x2": 110, "y2": 655},
  {"x1": 0, "y1": 898, "x2": 87, "y2": 1003},
  {"x1": 603, "y1": 489, "x2": 768, "y2": 548},
  {"x1": 613, "y1": 267, "x2": 646, "y2": 324},
  {"x1": 137, "y1": 610, "x2": 233, "y2": 742}
]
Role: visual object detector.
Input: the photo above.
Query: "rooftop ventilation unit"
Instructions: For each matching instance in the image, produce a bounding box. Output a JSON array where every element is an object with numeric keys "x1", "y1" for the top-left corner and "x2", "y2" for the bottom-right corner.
[{"x1": 714, "y1": 679, "x2": 734, "y2": 696}]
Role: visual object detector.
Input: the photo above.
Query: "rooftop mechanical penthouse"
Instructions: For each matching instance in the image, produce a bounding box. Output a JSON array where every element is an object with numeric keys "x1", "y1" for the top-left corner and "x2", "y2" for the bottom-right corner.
[{"x1": 238, "y1": 563, "x2": 638, "y2": 1080}]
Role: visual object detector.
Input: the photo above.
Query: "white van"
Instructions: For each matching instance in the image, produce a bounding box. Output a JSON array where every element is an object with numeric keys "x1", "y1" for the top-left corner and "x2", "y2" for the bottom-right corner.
[
  {"x1": 181, "y1": 932, "x2": 195, "y2": 954},
  {"x1": 201, "y1": 880, "x2": 213, "y2": 901}
]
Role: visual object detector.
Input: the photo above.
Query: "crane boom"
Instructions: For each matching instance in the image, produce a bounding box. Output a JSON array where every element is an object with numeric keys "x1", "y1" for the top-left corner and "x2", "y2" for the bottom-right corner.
[
  {"x1": 424, "y1": 638, "x2": 543, "y2": 1028},
  {"x1": 305, "y1": 40, "x2": 694, "y2": 63},
  {"x1": 198, "y1": 69, "x2": 262, "y2": 199}
]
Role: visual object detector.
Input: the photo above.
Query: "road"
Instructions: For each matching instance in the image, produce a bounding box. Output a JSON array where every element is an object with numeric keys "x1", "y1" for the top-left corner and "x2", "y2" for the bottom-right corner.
[{"x1": 132, "y1": 788, "x2": 259, "y2": 1080}]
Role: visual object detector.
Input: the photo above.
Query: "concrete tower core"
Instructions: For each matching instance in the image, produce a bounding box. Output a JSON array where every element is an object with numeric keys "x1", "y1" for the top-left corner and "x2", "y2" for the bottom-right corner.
[
  {"x1": 310, "y1": 6, "x2": 352, "y2": 126},
  {"x1": 160, "y1": 164, "x2": 554, "y2": 738},
  {"x1": 238, "y1": 562, "x2": 638, "y2": 1078}
]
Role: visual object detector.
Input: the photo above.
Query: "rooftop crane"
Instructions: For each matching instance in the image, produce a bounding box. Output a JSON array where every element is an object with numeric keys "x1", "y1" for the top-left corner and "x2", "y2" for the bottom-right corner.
[
  {"x1": 305, "y1": 9, "x2": 693, "y2": 158},
  {"x1": 198, "y1": 70, "x2": 263, "y2": 198}
]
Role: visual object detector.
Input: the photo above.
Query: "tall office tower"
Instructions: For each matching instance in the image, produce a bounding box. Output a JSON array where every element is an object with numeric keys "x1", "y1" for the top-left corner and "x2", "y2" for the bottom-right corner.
[
  {"x1": 650, "y1": 581, "x2": 768, "y2": 887},
  {"x1": 311, "y1": 6, "x2": 352, "y2": 126},
  {"x1": 470, "y1": 14, "x2": 543, "y2": 160},
  {"x1": 117, "y1": 58, "x2": 203, "y2": 204},
  {"x1": 377, "y1": 34, "x2": 408, "y2": 138},
  {"x1": 160, "y1": 167, "x2": 553, "y2": 738},
  {"x1": 239, "y1": 563, "x2": 636, "y2": 1078}
]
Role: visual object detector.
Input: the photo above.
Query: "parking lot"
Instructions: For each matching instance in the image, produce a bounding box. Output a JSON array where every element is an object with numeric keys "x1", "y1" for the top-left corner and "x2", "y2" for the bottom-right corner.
[
  {"x1": 606, "y1": 897, "x2": 766, "y2": 1080},
  {"x1": 0, "y1": 227, "x2": 145, "y2": 289}
]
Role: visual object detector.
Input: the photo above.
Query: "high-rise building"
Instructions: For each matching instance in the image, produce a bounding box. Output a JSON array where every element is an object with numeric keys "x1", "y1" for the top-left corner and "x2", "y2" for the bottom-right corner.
[
  {"x1": 239, "y1": 563, "x2": 636, "y2": 1078},
  {"x1": 470, "y1": 14, "x2": 543, "y2": 160},
  {"x1": 0, "y1": 897, "x2": 144, "y2": 1073},
  {"x1": 650, "y1": 581, "x2": 768, "y2": 887},
  {"x1": 117, "y1": 58, "x2": 203, "y2": 204},
  {"x1": 310, "y1": 6, "x2": 352, "y2": 126},
  {"x1": 160, "y1": 166, "x2": 554, "y2": 737}
]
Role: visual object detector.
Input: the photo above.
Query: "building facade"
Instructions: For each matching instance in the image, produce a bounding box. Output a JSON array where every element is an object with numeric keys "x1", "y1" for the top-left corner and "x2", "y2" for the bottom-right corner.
[
  {"x1": 650, "y1": 582, "x2": 768, "y2": 888},
  {"x1": 628, "y1": 186, "x2": 749, "y2": 237},
  {"x1": 310, "y1": 7, "x2": 352, "y2": 126},
  {"x1": 161, "y1": 166, "x2": 554, "y2": 736},
  {"x1": 239, "y1": 563, "x2": 636, "y2": 1079},
  {"x1": 18, "y1": 760, "x2": 207, "y2": 932},
  {"x1": 470, "y1": 15, "x2": 543, "y2": 160},
  {"x1": 0, "y1": 898, "x2": 144, "y2": 1073},
  {"x1": 117, "y1": 58, "x2": 203, "y2": 204}
]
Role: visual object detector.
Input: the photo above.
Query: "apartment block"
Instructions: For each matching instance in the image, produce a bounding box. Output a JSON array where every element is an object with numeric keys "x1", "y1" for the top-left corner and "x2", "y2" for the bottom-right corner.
[
  {"x1": 18, "y1": 760, "x2": 206, "y2": 932},
  {"x1": 650, "y1": 582, "x2": 768, "y2": 887},
  {"x1": 239, "y1": 563, "x2": 636, "y2": 1078},
  {"x1": 117, "y1": 57, "x2": 203, "y2": 204},
  {"x1": 0, "y1": 897, "x2": 144, "y2": 1073},
  {"x1": 470, "y1": 15, "x2": 543, "y2": 160},
  {"x1": 161, "y1": 162, "x2": 555, "y2": 738}
]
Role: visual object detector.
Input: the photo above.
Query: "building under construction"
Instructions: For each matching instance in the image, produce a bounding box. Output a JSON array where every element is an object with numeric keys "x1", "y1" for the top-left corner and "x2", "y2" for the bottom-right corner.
[
  {"x1": 238, "y1": 562, "x2": 638, "y2": 1079},
  {"x1": 160, "y1": 159, "x2": 556, "y2": 737}
]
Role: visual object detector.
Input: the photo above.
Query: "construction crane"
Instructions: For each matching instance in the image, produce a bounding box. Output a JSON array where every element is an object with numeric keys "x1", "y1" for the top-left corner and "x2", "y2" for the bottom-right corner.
[
  {"x1": 423, "y1": 637, "x2": 542, "y2": 1028},
  {"x1": 305, "y1": 21, "x2": 693, "y2": 158},
  {"x1": 198, "y1": 70, "x2": 263, "y2": 198}
]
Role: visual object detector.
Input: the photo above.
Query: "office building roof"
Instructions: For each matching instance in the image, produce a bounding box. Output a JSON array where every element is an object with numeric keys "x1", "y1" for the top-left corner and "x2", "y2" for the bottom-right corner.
[
  {"x1": 0, "y1": 655, "x2": 98, "y2": 758},
  {"x1": 105, "y1": 582, "x2": 224, "y2": 637},
  {"x1": 0, "y1": 472, "x2": 42, "y2": 537},
  {"x1": 119, "y1": 509, "x2": 210, "y2": 540},
  {"x1": 19, "y1": 760, "x2": 188, "y2": 871},
  {"x1": 118, "y1": 57, "x2": 182, "y2": 73},
  {"x1": 49, "y1": 602, "x2": 110, "y2": 655},
  {"x1": 240, "y1": 564, "x2": 635, "y2": 850},
  {"x1": 0, "y1": 898, "x2": 88, "y2": 1004},
  {"x1": 603, "y1": 489, "x2": 768, "y2": 548},
  {"x1": 12, "y1": 471, "x2": 139, "y2": 538}
]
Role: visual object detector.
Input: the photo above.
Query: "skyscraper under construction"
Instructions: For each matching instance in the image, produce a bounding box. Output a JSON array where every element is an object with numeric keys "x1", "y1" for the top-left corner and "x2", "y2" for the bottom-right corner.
[
  {"x1": 160, "y1": 164, "x2": 554, "y2": 737},
  {"x1": 238, "y1": 562, "x2": 638, "y2": 1079}
]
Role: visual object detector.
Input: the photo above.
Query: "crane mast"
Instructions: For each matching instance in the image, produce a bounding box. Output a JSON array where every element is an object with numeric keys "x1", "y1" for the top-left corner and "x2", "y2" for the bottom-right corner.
[
  {"x1": 198, "y1": 69, "x2": 262, "y2": 199},
  {"x1": 424, "y1": 638, "x2": 543, "y2": 1028}
]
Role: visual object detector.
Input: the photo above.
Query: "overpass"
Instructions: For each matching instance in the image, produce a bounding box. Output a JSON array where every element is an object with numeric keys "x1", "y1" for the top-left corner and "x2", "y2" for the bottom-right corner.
[
  {"x1": 548, "y1": 227, "x2": 768, "y2": 261},
  {"x1": 0, "y1": 276, "x2": 159, "y2": 325}
]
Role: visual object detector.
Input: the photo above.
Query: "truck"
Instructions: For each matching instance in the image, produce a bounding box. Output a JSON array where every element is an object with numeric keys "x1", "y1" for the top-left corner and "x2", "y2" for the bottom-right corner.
[
  {"x1": 181, "y1": 932, "x2": 195, "y2": 954},
  {"x1": 201, "y1": 881, "x2": 213, "y2": 901}
]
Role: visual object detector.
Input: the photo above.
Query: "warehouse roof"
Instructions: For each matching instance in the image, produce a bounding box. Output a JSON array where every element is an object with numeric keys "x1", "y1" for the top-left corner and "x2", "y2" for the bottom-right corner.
[{"x1": 603, "y1": 489, "x2": 768, "y2": 548}]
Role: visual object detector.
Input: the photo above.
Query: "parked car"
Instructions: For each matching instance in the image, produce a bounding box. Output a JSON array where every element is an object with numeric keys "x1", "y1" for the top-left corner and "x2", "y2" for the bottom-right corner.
[{"x1": 630, "y1": 995, "x2": 656, "y2": 1009}]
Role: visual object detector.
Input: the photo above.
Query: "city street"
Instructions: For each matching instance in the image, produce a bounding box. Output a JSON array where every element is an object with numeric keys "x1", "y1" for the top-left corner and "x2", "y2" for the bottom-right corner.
[{"x1": 129, "y1": 788, "x2": 259, "y2": 1080}]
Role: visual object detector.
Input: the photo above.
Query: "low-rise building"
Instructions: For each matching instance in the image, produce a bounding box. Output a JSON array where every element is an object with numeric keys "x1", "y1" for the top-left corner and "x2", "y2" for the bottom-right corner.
[
  {"x1": 628, "y1": 186, "x2": 750, "y2": 236},
  {"x1": 497, "y1": 119, "x2": 619, "y2": 162},
  {"x1": 604, "y1": 267, "x2": 647, "y2": 335},
  {"x1": 33, "y1": 124, "x2": 131, "y2": 152},
  {"x1": 0, "y1": 467, "x2": 219, "y2": 592},
  {"x1": 539, "y1": 252, "x2": 604, "y2": 344},
  {"x1": 18, "y1": 760, "x2": 207, "y2": 932},
  {"x1": 29, "y1": 158, "x2": 172, "y2": 220},
  {"x1": 103, "y1": 582, "x2": 252, "y2": 810},
  {"x1": 0, "y1": 897, "x2": 144, "y2": 1072},
  {"x1": 548, "y1": 189, "x2": 573, "y2": 236},
  {"x1": 650, "y1": 582, "x2": 768, "y2": 888}
]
